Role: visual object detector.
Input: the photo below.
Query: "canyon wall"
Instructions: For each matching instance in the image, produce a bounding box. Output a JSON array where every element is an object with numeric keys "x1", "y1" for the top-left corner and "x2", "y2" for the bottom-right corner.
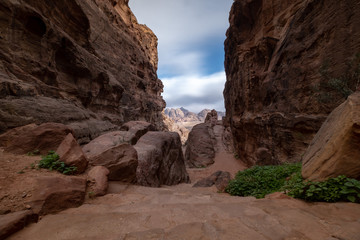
[
  {"x1": 224, "y1": 0, "x2": 360, "y2": 166},
  {"x1": 0, "y1": 0, "x2": 165, "y2": 143}
]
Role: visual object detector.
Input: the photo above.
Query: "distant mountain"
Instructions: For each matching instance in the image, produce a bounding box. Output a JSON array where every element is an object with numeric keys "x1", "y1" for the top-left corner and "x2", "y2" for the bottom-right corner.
[{"x1": 164, "y1": 108, "x2": 225, "y2": 123}]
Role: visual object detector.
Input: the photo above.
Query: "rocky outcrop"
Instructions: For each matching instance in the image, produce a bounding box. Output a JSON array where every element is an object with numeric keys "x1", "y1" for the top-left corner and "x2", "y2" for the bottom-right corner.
[
  {"x1": 224, "y1": 0, "x2": 360, "y2": 166},
  {"x1": 185, "y1": 123, "x2": 216, "y2": 168},
  {"x1": 26, "y1": 176, "x2": 86, "y2": 215},
  {"x1": 0, "y1": 210, "x2": 38, "y2": 239},
  {"x1": 204, "y1": 109, "x2": 218, "y2": 126},
  {"x1": 135, "y1": 131, "x2": 190, "y2": 187},
  {"x1": 193, "y1": 171, "x2": 231, "y2": 192},
  {"x1": 164, "y1": 108, "x2": 225, "y2": 123},
  {"x1": 162, "y1": 112, "x2": 189, "y2": 144},
  {"x1": 302, "y1": 92, "x2": 360, "y2": 181},
  {"x1": 87, "y1": 166, "x2": 110, "y2": 197},
  {"x1": 0, "y1": 0, "x2": 165, "y2": 143},
  {"x1": 56, "y1": 133, "x2": 88, "y2": 173},
  {"x1": 83, "y1": 139, "x2": 138, "y2": 182},
  {"x1": 120, "y1": 121, "x2": 156, "y2": 145},
  {"x1": 0, "y1": 123, "x2": 73, "y2": 154}
]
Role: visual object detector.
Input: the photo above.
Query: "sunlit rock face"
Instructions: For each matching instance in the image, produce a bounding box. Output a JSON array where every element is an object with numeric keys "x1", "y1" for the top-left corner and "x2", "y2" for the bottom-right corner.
[
  {"x1": 0, "y1": 0, "x2": 165, "y2": 144},
  {"x1": 224, "y1": 0, "x2": 360, "y2": 166}
]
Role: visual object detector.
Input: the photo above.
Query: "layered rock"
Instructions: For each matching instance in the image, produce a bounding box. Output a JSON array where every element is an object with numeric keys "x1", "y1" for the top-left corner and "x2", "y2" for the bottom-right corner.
[
  {"x1": 0, "y1": 123, "x2": 73, "y2": 154},
  {"x1": 224, "y1": 0, "x2": 360, "y2": 166},
  {"x1": 302, "y1": 92, "x2": 360, "y2": 181},
  {"x1": 0, "y1": 0, "x2": 165, "y2": 143},
  {"x1": 135, "y1": 131, "x2": 190, "y2": 187}
]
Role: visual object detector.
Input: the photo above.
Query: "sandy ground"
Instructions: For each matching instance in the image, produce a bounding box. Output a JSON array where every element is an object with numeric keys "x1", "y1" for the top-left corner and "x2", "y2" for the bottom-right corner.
[{"x1": 187, "y1": 124, "x2": 247, "y2": 182}]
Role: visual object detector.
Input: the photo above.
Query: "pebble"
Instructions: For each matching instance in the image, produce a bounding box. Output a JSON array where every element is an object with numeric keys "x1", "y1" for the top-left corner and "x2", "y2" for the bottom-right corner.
[
  {"x1": 25, "y1": 205, "x2": 31, "y2": 209},
  {"x1": 22, "y1": 192, "x2": 27, "y2": 198}
]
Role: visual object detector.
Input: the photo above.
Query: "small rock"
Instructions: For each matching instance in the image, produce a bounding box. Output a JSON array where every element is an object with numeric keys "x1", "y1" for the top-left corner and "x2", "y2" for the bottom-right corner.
[
  {"x1": 22, "y1": 192, "x2": 27, "y2": 198},
  {"x1": 25, "y1": 205, "x2": 31, "y2": 209}
]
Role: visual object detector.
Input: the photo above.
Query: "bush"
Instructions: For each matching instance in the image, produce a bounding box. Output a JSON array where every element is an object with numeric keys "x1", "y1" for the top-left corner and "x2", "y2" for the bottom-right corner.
[
  {"x1": 226, "y1": 163, "x2": 360, "y2": 203},
  {"x1": 284, "y1": 174, "x2": 360, "y2": 203},
  {"x1": 38, "y1": 151, "x2": 77, "y2": 175},
  {"x1": 225, "y1": 163, "x2": 301, "y2": 198}
]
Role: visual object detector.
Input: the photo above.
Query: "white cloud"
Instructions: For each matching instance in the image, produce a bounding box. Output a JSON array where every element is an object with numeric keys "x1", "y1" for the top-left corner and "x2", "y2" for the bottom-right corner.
[
  {"x1": 162, "y1": 71, "x2": 226, "y2": 112},
  {"x1": 129, "y1": 0, "x2": 233, "y2": 112}
]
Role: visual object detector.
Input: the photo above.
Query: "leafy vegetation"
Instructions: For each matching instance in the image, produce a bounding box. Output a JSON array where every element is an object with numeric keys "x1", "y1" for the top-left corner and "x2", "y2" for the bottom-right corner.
[
  {"x1": 283, "y1": 173, "x2": 360, "y2": 203},
  {"x1": 225, "y1": 163, "x2": 301, "y2": 198},
  {"x1": 38, "y1": 151, "x2": 77, "y2": 175},
  {"x1": 226, "y1": 163, "x2": 360, "y2": 203}
]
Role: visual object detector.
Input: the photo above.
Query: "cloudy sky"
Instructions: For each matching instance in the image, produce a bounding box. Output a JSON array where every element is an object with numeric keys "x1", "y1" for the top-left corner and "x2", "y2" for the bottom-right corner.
[{"x1": 129, "y1": 0, "x2": 233, "y2": 113}]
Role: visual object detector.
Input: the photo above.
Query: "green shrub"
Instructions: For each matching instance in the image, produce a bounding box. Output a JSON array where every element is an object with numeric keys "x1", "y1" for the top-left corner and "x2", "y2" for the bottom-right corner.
[
  {"x1": 38, "y1": 151, "x2": 77, "y2": 175},
  {"x1": 283, "y1": 174, "x2": 360, "y2": 203},
  {"x1": 226, "y1": 163, "x2": 360, "y2": 203},
  {"x1": 225, "y1": 163, "x2": 301, "y2": 198}
]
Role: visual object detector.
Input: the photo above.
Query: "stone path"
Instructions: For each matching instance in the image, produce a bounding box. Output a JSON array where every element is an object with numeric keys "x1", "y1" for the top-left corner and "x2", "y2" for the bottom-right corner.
[{"x1": 8, "y1": 125, "x2": 360, "y2": 239}]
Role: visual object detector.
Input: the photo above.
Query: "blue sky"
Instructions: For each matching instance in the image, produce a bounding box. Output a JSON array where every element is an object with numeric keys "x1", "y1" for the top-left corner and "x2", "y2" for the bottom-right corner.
[{"x1": 129, "y1": 0, "x2": 233, "y2": 113}]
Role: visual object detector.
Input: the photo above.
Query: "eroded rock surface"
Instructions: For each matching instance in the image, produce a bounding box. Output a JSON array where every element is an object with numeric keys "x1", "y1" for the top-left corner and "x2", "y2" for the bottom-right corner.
[
  {"x1": 0, "y1": 0, "x2": 165, "y2": 143},
  {"x1": 135, "y1": 131, "x2": 190, "y2": 187},
  {"x1": 0, "y1": 210, "x2": 38, "y2": 240},
  {"x1": 185, "y1": 123, "x2": 216, "y2": 168},
  {"x1": 56, "y1": 133, "x2": 88, "y2": 173},
  {"x1": 0, "y1": 123, "x2": 73, "y2": 154},
  {"x1": 224, "y1": 0, "x2": 360, "y2": 166},
  {"x1": 302, "y1": 92, "x2": 360, "y2": 181},
  {"x1": 87, "y1": 166, "x2": 110, "y2": 197}
]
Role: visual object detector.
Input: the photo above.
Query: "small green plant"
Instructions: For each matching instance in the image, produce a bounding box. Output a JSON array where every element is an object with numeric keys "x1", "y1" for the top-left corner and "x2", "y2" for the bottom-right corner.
[
  {"x1": 38, "y1": 151, "x2": 77, "y2": 175},
  {"x1": 225, "y1": 163, "x2": 301, "y2": 198},
  {"x1": 283, "y1": 174, "x2": 360, "y2": 203},
  {"x1": 88, "y1": 191, "x2": 95, "y2": 199},
  {"x1": 27, "y1": 149, "x2": 40, "y2": 156}
]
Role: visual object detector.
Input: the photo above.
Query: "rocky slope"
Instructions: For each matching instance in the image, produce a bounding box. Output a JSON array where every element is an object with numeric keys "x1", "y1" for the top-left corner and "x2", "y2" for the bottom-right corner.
[
  {"x1": 164, "y1": 107, "x2": 225, "y2": 123},
  {"x1": 0, "y1": 0, "x2": 165, "y2": 144},
  {"x1": 224, "y1": 0, "x2": 360, "y2": 166}
]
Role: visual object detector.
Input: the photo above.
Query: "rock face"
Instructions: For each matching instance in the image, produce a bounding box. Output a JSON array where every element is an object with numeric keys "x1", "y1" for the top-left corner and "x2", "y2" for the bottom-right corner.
[
  {"x1": 0, "y1": 210, "x2": 38, "y2": 239},
  {"x1": 27, "y1": 176, "x2": 86, "y2": 215},
  {"x1": 135, "y1": 131, "x2": 190, "y2": 187},
  {"x1": 87, "y1": 166, "x2": 110, "y2": 197},
  {"x1": 0, "y1": 123, "x2": 73, "y2": 154},
  {"x1": 185, "y1": 123, "x2": 216, "y2": 168},
  {"x1": 164, "y1": 108, "x2": 225, "y2": 123},
  {"x1": 83, "y1": 138, "x2": 138, "y2": 182},
  {"x1": 0, "y1": 0, "x2": 165, "y2": 143},
  {"x1": 56, "y1": 133, "x2": 88, "y2": 173},
  {"x1": 224, "y1": 0, "x2": 360, "y2": 166},
  {"x1": 162, "y1": 112, "x2": 189, "y2": 144},
  {"x1": 302, "y1": 92, "x2": 360, "y2": 181}
]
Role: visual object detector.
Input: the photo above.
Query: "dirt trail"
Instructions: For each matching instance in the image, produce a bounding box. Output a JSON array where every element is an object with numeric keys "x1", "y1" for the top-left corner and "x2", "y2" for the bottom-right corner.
[
  {"x1": 187, "y1": 124, "x2": 247, "y2": 182},
  {"x1": 7, "y1": 126, "x2": 360, "y2": 240}
]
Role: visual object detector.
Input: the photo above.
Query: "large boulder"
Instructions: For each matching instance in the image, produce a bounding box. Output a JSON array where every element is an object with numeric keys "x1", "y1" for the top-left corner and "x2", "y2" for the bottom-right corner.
[
  {"x1": 0, "y1": 210, "x2": 38, "y2": 239},
  {"x1": 193, "y1": 171, "x2": 231, "y2": 192},
  {"x1": 56, "y1": 133, "x2": 88, "y2": 173},
  {"x1": 135, "y1": 131, "x2": 190, "y2": 187},
  {"x1": 185, "y1": 123, "x2": 216, "y2": 168},
  {"x1": 0, "y1": 123, "x2": 73, "y2": 154},
  {"x1": 120, "y1": 121, "x2": 156, "y2": 144},
  {"x1": 26, "y1": 176, "x2": 86, "y2": 215},
  {"x1": 204, "y1": 109, "x2": 218, "y2": 126},
  {"x1": 87, "y1": 166, "x2": 110, "y2": 197},
  {"x1": 83, "y1": 133, "x2": 138, "y2": 182},
  {"x1": 302, "y1": 92, "x2": 360, "y2": 181}
]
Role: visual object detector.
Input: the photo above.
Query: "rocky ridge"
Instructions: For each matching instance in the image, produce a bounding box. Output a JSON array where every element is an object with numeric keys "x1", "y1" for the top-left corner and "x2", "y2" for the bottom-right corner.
[
  {"x1": 224, "y1": 0, "x2": 360, "y2": 166},
  {"x1": 0, "y1": 0, "x2": 165, "y2": 144}
]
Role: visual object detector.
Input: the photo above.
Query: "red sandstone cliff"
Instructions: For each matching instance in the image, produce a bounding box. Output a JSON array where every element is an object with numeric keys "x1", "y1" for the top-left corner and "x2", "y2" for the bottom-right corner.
[
  {"x1": 0, "y1": 0, "x2": 165, "y2": 143},
  {"x1": 224, "y1": 0, "x2": 360, "y2": 166}
]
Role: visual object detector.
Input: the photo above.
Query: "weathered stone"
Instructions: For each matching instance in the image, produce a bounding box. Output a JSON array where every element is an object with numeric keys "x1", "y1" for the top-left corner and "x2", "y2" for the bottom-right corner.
[
  {"x1": 193, "y1": 171, "x2": 231, "y2": 192},
  {"x1": 135, "y1": 131, "x2": 190, "y2": 187},
  {"x1": 185, "y1": 123, "x2": 216, "y2": 168},
  {"x1": 0, "y1": 123, "x2": 73, "y2": 154},
  {"x1": 56, "y1": 133, "x2": 88, "y2": 173},
  {"x1": 120, "y1": 121, "x2": 156, "y2": 145},
  {"x1": 26, "y1": 176, "x2": 86, "y2": 215},
  {"x1": 0, "y1": 210, "x2": 38, "y2": 239},
  {"x1": 84, "y1": 141, "x2": 138, "y2": 182},
  {"x1": 0, "y1": 0, "x2": 165, "y2": 139},
  {"x1": 302, "y1": 92, "x2": 360, "y2": 181},
  {"x1": 204, "y1": 109, "x2": 218, "y2": 126},
  {"x1": 224, "y1": 0, "x2": 360, "y2": 166},
  {"x1": 87, "y1": 166, "x2": 110, "y2": 197}
]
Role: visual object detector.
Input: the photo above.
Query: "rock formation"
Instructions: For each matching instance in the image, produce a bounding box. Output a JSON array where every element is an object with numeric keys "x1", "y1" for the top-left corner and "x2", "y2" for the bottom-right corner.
[
  {"x1": 0, "y1": 0, "x2": 165, "y2": 144},
  {"x1": 164, "y1": 108, "x2": 225, "y2": 123},
  {"x1": 302, "y1": 92, "x2": 360, "y2": 181},
  {"x1": 224, "y1": 0, "x2": 360, "y2": 166},
  {"x1": 135, "y1": 131, "x2": 190, "y2": 187}
]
